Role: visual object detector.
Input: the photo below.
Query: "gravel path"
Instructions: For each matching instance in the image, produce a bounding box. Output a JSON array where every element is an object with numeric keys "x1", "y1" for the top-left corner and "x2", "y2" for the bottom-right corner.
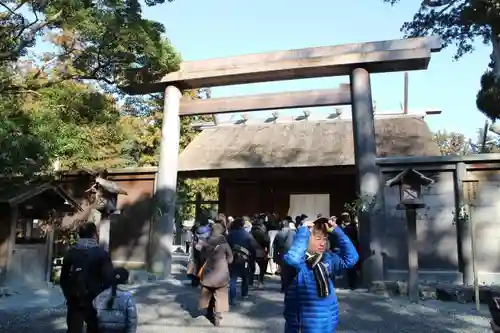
[{"x1": 0, "y1": 274, "x2": 493, "y2": 333}]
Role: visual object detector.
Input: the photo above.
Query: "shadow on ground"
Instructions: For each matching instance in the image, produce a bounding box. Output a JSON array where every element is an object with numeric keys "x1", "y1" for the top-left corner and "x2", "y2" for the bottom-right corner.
[
  {"x1": 135, "y1": 258, "x2": 491, "y2": 332},
  {"x1": 0, "y1": 256, "x2": 491, "y2": 332}
]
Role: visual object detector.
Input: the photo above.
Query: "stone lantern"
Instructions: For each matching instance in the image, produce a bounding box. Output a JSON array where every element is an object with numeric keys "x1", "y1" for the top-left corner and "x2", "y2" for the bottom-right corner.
[{"x1": 386, "y1": 168, "x2": 434, "y2": 303}]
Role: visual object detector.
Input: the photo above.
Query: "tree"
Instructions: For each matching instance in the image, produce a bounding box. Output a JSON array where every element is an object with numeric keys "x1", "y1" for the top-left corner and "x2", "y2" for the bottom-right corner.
[
  {"x1": 1, "y1": 0, "x2": 180, "y2": 94},
  {"x1": 1, "y1": 0, "x2": 182, "y2": 176},
  {"x1": 120, "y1": 88, "x2": 218, "y2": 222},
  {"x1": 433, "y1": 130, "x2": 472, "y2": 155},
  {"x1": 476, "y1": 64, "x2": 500, "y2": 119},
  {"x1": 1, "y1": 0, "x2": 218, "y2": 221},
  {"x1": 0, "y1": 75, "x2": 130, "y2": 177},
  {"x1": 383, "y1": 0, "x2": 500, "y2": 119}
]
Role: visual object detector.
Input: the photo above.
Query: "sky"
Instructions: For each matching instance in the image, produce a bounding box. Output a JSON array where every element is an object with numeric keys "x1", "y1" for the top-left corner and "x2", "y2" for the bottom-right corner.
[{"x1": 140, "y1": 0, "x2": 492, "y2": 140}]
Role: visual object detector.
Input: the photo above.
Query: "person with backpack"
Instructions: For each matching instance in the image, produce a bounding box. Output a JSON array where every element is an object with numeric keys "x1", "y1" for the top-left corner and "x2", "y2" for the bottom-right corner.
[
  {"x1": 60, "y1": 222, "x2": 114, "y2": 333},
  {"x1": 93, "y1": 267, "x2": 137, "y2": 333},
  {"x1": 196, "y1": 223, "x2": 233, "y2": 327},
  {"x1": 250, "y1": 218, "x2": 270, "y2": 288},
  {"x1": 226, "y1": 217, "x2": 258, "y2": 305},
  {"x1": 282, "y1": 216, "x2": 358, "y2": 333},
  {"x1": 273, "y1": 217, "x2": 296, "y2": 292}
]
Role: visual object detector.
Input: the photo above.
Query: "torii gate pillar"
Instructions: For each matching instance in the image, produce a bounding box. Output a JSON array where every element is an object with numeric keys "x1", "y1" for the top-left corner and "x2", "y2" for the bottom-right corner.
[
  {"x1": 350, "y1": 68, "x2": 384, "y2": 285},
  {"x1": 151, "y1": 85, "x2": 182, "y2": 278}
]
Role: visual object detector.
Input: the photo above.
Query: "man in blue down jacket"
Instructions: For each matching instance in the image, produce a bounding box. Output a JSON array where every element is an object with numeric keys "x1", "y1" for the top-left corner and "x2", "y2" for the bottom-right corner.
[
  {"x1": 282, "y1": 216, "x2": 359, "y2": 333},
  {"x1": 226, "y1": 217, "x2": 258, "y2": 305}
]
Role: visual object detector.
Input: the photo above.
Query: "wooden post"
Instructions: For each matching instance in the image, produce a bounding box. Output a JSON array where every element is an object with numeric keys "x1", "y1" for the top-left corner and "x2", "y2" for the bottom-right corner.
[
  {"x1": 406, "y1": 207, "x2": 419, "y2": 303},
  {"x1": 218, "y1": 178, "x2": 226, "y2": 213},
  {"x1": 350, "y1": 67, "x2": 384, "y2": 285},
  {"x1": 5, "y1": 205, "x2": 18, "y2": 282},
  {"x1": 468, "y1": 203, "x2": 480, "y2": 311},
  {"x1": 195, "y1": 192, "x2": 202, "y2": 221},
  {"x1": 99, "y1": 217, "x2": 111, "y2": 252},
  {"x1": 45, "y1": 219, "x2": 56, "y2": 283},
  {"x1": 455, "y1": 163, "x2": 473, "y2": 285},
  {"x1": 152, "y1": 85, "x2": 182, "y2": 278},
  {"x1": 464, "y1": 179, "x2": 480, "y2": 311}
]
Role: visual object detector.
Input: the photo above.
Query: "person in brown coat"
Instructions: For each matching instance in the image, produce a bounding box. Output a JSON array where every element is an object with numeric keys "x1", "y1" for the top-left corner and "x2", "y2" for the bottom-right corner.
[{"x1": 197, "y1": 223, "x2": 233, "y2": 326}]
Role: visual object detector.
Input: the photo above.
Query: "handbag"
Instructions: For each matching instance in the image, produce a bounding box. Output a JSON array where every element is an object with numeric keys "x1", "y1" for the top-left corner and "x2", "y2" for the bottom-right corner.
[{"x1": 196, "y1": 244, "x2": 219, "y2": 279}]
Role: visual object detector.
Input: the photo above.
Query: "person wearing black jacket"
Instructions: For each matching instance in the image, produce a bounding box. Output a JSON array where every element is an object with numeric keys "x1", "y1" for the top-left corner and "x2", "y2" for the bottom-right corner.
[
  {"x1": 339, "y1": 213, "x2": 360, "y2": 289},
  {"x1": 250, "y1": 219, "x2": 270, "y2": 287},
  {"x1": 60, "y1": 222, "x2": 114, "y2": 333},
  {"x1": 273, "y1": 217, "x2": 296, "y2": 292}
]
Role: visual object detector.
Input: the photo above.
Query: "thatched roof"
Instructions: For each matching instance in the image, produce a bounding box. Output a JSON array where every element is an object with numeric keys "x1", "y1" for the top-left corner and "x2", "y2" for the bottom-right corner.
[{"x1": 178, "y1": 116, "x2": 440, "y2": 172}]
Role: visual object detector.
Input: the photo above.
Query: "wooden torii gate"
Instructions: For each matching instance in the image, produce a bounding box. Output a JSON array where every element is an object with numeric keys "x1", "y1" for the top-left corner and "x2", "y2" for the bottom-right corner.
[{"x1": 125, "y1": 36, "x2": 442, "y2": 282}]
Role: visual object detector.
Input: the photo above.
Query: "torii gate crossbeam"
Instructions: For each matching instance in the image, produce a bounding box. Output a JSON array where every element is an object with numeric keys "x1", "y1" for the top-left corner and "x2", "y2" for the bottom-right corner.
[{"x1": 126, "y1": 36, "x2": 442, "y2": 284}]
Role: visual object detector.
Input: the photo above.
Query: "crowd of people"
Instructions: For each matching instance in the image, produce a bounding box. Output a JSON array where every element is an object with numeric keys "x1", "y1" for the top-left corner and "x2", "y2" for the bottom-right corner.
[
  {"x1": 185, "y1": 211, "x2": 362, "y2": 330},
  {"x1": 57, "y1": 215, "x2": 500, "y2": 332}
]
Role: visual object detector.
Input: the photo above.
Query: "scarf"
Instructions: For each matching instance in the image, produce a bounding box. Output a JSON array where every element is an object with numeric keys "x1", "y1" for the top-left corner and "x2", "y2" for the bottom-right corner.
[{"x1": 305, "y1": 252, "x2": 331, "y2": 298}]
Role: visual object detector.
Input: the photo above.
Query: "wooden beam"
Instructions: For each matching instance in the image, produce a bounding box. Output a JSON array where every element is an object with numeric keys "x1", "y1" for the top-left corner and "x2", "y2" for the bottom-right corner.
[
  {"x1": 179, "y1": 85, "x2": 350, "y2": 116},
  {"x1": 376, "y1": 153, "x2": 500, "y2": 166},
  {"x1": 180, "y1": 36, "x2": 442, "y2": 73},
  {"x1": 178, "y1": 165, "x2": 355, "y2": 179},
  {"x1": 123, "y1": 36, "x2": 442, "y2": 94}
]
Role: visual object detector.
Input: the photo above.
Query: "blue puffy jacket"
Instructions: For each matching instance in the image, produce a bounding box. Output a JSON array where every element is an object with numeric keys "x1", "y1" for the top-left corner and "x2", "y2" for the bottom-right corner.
[{"x1": 283, "y1": 226, "x2": 359, "y2": 333}]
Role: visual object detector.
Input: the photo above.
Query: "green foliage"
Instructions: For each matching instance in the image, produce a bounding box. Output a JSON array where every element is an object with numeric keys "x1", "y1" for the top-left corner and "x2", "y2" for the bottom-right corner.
[
  {"x1": 118, "y1": 88, "x2": 219, "y2": 222},
  {"x1": 344, "y1": 197, "x2": 364, "y2": 220},
  {"x1": 477, "y1": 68, "x2": 500, "y2": 119},
  {"x1": 0, "y1": 0, "x2": 180, "y2": 92},
  {"x1": 384, "y1": 0, "x2": 500, "y2": 120},
  {"x1": 0, "y1": 0, "x2": 216, "y2": 222},
  {"x1": 384, "y1": 0, "x2": 496, "y2": 59},
  {"x1": 1, "y1": 0, "x2": 182, "y2": 175},
  {"x1": 0, "y1": 78, "x2": 131, "y2": 176}
]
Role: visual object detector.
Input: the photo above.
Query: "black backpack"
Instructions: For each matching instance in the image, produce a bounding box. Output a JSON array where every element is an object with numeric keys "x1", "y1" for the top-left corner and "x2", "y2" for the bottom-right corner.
[
  {"x1": 274, "y1": 229, "x2": 295, "y2": 258},
  {"x1": 232, "y1": 244, "x2": 250, "y2": 264},
  {"x1": 68, "y1": 249, "x2": 93, "y2": 303}
]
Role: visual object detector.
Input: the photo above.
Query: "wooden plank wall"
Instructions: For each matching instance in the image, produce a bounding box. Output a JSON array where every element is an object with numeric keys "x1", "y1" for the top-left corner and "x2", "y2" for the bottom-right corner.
[
  {"x1": 466, "y1": 169, "x2": 500, "y2": 283},
  {"x1": 221, "y1": 175, "x2": 357, "y2": 219},
  {"x1": 383, "y1": 170, "x2": 458, "y2": 280}
]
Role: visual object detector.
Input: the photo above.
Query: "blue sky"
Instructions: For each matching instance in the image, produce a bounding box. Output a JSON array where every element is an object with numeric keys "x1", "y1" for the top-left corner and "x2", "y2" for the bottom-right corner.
[{"x1": 141, "y1": 0, "x2": 492, "y2": 140}]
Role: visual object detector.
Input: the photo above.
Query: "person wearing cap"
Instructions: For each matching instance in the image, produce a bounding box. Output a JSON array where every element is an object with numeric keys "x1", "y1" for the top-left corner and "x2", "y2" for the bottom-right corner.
[{"x1": 282, "y1": 216, "x2": 359, "y2": 333}]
